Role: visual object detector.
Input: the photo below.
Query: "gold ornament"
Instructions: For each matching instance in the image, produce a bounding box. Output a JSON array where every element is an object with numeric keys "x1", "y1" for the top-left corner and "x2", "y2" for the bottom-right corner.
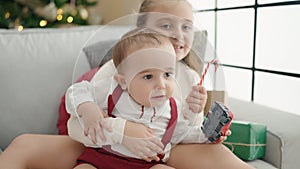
[
  {"x1": 87, "y1": 9, "x2": 102, "y2": 25},
  {"x1": 61, "y1": 4, "x2": 76, "y2": 16},
  {"x1": 77, "y1": 6, "x2": 89, "y2": 20}
]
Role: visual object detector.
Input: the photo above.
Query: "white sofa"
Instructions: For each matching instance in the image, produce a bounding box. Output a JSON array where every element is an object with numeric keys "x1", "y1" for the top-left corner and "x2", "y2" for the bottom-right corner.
[{"x1": 0, "y1": 26, "x2": 299, "y2": 169}]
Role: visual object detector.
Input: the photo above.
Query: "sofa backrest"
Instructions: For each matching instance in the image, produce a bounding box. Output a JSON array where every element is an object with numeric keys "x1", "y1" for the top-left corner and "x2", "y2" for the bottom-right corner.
[{"x1": 0, "y1": 25, "x2": 130, "y2": 149}]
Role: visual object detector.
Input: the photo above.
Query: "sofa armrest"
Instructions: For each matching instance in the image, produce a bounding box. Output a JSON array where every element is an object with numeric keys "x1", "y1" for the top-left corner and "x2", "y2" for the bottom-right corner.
[{"x1": 228, "y1": 98, "x2": 300, "y2": 169}]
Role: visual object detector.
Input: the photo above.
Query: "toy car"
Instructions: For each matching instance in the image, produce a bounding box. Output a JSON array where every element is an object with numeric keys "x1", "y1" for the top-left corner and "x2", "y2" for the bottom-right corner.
[{"x1": 201, "y1": 101, "x2": 234, "y2": 143}]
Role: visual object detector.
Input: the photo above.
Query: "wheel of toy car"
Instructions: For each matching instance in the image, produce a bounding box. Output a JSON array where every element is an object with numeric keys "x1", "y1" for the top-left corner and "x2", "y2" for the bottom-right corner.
[
  {"x1": 209, "y1": 132, "x2": 221, "y2": 142},
  {"x1": 213, "y1": 130, "x2": 221, "y2": 138},
  {"x1": 220, "y1": 116, "x2": 230, "y2": 125}
]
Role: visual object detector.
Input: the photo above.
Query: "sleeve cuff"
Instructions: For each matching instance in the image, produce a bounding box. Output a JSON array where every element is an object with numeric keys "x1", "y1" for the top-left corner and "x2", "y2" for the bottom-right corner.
[
  {"x1": 111, "y1": 117, "x2": 126, "y2": 144},
  {"x1": 183, "y1": 105, "x2": 204, "y2": 126}
]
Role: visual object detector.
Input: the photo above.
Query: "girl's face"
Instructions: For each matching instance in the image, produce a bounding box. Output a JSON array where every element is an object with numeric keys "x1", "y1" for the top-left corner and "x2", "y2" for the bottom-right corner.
[{"x1": 145, "y1": 1, "x2": 194, "y2": 60}]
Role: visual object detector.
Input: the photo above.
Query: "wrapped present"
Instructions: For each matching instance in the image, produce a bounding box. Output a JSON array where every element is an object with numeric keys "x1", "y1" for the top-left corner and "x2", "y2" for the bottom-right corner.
[{"x1": 224, "y1": 120, "x2": 267, "y2": 161}]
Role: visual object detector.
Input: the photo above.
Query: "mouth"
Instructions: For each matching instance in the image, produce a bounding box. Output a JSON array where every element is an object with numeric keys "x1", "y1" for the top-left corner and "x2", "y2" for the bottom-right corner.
[
  {"x1": 151, "y1": 95, "x2": 166, "y2": 99},
  {"x1": 150, "y1": 95, "x2": 167, "y2": 107}
]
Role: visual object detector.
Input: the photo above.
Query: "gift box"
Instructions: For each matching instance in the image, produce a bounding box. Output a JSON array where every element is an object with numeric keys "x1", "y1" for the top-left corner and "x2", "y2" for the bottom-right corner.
[{"x1": 224, "y1": 120, "x2": 267, "y2": 161}]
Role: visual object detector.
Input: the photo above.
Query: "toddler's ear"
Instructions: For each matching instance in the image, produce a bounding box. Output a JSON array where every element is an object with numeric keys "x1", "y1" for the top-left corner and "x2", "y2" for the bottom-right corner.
[{"x1": 114, "y1": 74, "x2": 127, "y2": 90}]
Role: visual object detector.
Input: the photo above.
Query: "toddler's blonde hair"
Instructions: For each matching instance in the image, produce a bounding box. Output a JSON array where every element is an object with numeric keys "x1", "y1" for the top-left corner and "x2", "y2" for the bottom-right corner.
[{"x1": 112, "y1": 27, "x2": 172, "y2": 69}]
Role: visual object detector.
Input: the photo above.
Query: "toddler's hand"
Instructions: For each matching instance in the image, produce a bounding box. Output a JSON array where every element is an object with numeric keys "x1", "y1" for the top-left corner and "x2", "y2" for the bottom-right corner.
[
  {"x1": 186, "y1": 85, "x2": 207, "y2": 113},
  {"x1": 122, "y1": 121, "x2": 164, "y2": 162},
  {"x1": 79, "y1": 102, "x2": 111, "y2": 144}
]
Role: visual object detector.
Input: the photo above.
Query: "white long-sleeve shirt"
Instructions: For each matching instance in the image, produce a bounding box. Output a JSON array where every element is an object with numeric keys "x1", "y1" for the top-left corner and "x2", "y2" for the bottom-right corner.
[
  {"x1": 67, "y1": 78, "x2": 207, "y2": 162},
  {"x1": 66, "y1": 60, "x2": 206, "y2": 161},
  {"x1": 67, "y1": 60, "x2": 203, "y2": 124}
]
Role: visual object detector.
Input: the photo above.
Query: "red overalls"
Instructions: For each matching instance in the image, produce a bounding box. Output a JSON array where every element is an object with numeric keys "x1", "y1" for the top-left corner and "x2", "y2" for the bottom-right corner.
[{"x1": 76, "y1": 86, "x2": 178, "y2": 169}]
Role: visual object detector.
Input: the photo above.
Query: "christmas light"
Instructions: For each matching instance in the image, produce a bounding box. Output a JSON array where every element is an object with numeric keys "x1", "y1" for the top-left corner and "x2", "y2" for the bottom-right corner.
[
  {"x1": 1, "y1": 0, "x2": 99, "y2": 28},
  {"x1": 57, "y1": 8, "x2": 63, "y2": 15},
  {"x1": 39, "y1": 20, "x2": 48, "y2": 27},
  {"x1": 17, "y1": 26, "x2": 23, "y2": 32},
  {"x1": 4, "y1": 12, "x2": 10, "y2": 19},
  {"x1": 57, "y1": 14, "x2": 63, "y2": 21},
  {"x1": 67, "y1": 16, "x2": 74, "y2": 23}
]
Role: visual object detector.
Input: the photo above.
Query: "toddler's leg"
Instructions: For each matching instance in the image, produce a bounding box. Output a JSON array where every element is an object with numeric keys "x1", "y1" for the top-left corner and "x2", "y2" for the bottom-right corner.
[{"x1": 150, "y1": 164, "x2": 175, "y2": 169}]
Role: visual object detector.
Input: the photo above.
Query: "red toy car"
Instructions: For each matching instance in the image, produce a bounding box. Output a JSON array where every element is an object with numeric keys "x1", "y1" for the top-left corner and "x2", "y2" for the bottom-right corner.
[{"x1": 201, "y1": 101, "x2": 234, "y2": 143}]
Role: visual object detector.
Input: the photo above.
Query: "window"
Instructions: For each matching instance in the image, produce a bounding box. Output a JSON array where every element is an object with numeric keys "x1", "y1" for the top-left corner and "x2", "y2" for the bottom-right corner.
[{"x1": 190, "y1": 0, "x2": 300, "y2": 115}]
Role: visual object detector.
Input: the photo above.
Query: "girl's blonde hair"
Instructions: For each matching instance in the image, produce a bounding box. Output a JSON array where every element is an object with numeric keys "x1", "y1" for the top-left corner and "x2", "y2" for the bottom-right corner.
[
  {"x1": 137, "y1": 0, "x2": 192, "y2": 27},
  {"x1": 137, "y1": 0, "x2": 203, "y2": 75}
]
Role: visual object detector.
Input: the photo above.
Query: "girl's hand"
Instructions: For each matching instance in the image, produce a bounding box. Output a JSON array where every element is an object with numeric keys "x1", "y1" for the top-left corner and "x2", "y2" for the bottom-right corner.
[
  {"x1": 186, "y1": 85, "x2": 207, "y2": 113},
  {"x1": 122, "y1": 121, "x2": 164, "y2": 162},
  {"x1": 78, "y1": 102, "x2": 111, "y2": 144}
]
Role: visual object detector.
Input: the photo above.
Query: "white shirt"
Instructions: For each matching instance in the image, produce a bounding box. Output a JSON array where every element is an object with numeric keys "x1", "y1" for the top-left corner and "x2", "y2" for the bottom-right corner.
[
  {"x1": 69, "y1": 60, "x2": 204, "y2": 124},
  {"x1": 66, "y1": 60, "x2": 205, "y2": 161},
  {"x1": 67, "y1": 78, "x2": 207, "y2": 161}
]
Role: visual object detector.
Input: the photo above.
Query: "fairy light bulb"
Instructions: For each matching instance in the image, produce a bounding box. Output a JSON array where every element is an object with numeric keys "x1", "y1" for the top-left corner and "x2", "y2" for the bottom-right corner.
[
  {"x1": 17, "y1": 25, "x2": 23, "y2": 32},
  {"x1": 57, "y1": 8, "x2": 63, "y2": 15},
  {"x1": 5, "y1": 12, "x2": 10, "y2": 19},
  {"x1": 57, "y1": 14, "x2": 63, "y2": 21},
  {"x1": 39, "y1": 20, "x2": 48, "y2": 27},
  {"x1": 67, "y1": 16, "x2": 73, "y2": 23}
]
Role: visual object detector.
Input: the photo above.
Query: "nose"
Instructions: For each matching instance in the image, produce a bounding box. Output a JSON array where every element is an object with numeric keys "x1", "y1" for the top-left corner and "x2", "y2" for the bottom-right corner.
[
  {"x1": 170, "y1": 26, "x2": 184, "y2": 41},
  {"x1": 156, "y1": 76, "x2": 166, "y2": 89}
]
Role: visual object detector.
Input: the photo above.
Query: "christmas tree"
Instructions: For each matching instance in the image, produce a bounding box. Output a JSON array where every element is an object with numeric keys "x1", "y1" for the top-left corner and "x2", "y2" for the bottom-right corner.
[{"x1": 0, "y1": 0, "x2": 100, "y2": 30}]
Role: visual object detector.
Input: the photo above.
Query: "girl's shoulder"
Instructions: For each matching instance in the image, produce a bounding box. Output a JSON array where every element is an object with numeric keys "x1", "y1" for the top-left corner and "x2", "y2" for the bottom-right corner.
[{"x1": 176, "y1": 61, "x2": 200, "y2": 79}]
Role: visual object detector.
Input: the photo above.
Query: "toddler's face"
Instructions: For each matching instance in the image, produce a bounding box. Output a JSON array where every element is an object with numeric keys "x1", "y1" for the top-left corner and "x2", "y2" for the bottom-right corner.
[
  {"x1": 128, "y1": 67, "x2": 175, "y2": 107},
  {"x1": 145, "y1": 1, "x2": 194, "y2": 60},
  {"x1": 122, "y1": 44, "x2": 177, "y2": 107}
]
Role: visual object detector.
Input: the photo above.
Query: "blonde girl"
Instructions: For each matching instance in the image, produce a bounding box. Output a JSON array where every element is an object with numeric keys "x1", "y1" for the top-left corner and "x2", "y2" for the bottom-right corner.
[{"x1": 0, "y1": 1, "x2": 255, "y2": 169}]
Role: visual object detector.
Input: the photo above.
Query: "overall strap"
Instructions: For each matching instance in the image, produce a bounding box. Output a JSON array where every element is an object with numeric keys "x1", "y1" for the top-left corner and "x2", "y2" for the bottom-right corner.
[
  {"x1": 158, "y1": 97, "x2": 178, "y2": 160},
  {"x1": 108, "y1": 88, "x2": 178, "y2": 161},
  {"x1": 107, "y1": 85, "x2": 123, "y2": 117}
]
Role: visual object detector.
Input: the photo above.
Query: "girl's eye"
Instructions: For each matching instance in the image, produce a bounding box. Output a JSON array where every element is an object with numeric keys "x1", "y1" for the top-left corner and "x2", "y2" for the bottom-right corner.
[
  {"x1": 143, "y1": 74, "x2": 153, "y2": 80},
  {"x1": 183, "y1": 25, "x2": 192, "y2": 31},
  {"x1": 160, "y1": 23, "x2": 171, "y2": 29}
]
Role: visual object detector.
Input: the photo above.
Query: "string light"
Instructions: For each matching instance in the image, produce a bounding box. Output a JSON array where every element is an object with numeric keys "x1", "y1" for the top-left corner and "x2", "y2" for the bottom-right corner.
[
  {"x1": 1, "y1": 0, "x2": 99, "y2": 28},
  {"x1": 67, "y1": 16, "x2": 73, "y2": 23},
  {"x1": 17, "y1": 25, "x2": 23, "y2": 32},
  {"x1": 4, "y1": 12, "x2": 10, "y2": 19},
  {"x1": 56, "y1": 14, "x2": 63, "y2": 21},
  {"x1": 57, "y1": 8, "x2": 63, "y2": 15},
  {"x1": 39, "y1": 20, "x2": 47, "y2": 27}
]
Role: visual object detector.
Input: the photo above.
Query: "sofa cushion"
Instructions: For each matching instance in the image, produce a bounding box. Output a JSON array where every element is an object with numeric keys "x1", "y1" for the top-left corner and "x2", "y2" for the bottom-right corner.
[
  {"x1": 0, "y1": 27, "x2": 96, "y2": 149},
  {"x1": 0, "y1": 25, "x2": 131, "y2": 150},
  {"x1": 247, "y1": 159, "x2": 277, "y2": 169},
  {"x1": 83, "y1": 40, "x2": 116, "y2": 69}
]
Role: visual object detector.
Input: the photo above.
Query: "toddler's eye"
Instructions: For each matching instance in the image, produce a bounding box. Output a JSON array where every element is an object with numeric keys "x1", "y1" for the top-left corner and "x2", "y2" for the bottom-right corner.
[
  {"x1": 164, "y1": 72, "x2": 173, "y2": 78},
  {"x1": 143, "y1": 74, "x2": 153, "y2": 80}
]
